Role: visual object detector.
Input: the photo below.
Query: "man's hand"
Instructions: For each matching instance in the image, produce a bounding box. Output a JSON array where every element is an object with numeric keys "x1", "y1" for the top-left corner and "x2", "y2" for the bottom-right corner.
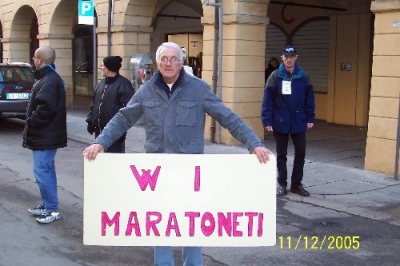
[
  {"x1": 82, "y1": 144, "x2": 104, "y2": 161},
  {"x1": 265, "y1": 126, "x2": 273, "y2": 132},
  {"x1": 307, "y1": 123, "x2": 314, "y2": 129},
  {"x1": 252, "y1": 146, "x2": 273, "y2": 163}
]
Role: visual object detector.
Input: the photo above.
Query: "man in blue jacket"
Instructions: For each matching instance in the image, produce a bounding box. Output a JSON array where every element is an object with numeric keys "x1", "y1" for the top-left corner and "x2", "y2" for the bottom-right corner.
[
  {"x1": 261, "y1": 45, "x2": 315, "y2": 197},
  {"x1": 83, "y1": 41, "x2": 272, "y2": 266}
]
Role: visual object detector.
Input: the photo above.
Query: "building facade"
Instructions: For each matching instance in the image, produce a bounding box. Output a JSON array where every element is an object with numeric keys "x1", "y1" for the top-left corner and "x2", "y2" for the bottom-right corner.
[{"x1": 0, "y1": 0, "x2": 398, "y2": 175}]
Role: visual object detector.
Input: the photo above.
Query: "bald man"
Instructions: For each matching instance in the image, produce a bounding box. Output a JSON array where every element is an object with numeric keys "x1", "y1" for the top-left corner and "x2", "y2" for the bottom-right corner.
[{"x1": 23, "y1": 46, "x2": 67, "y2": 224}]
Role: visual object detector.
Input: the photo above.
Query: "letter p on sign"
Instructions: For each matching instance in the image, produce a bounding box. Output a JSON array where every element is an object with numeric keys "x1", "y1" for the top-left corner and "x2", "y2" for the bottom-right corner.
[{"x1": 78, "y1": 0, "x2": 94, "y2": 25}]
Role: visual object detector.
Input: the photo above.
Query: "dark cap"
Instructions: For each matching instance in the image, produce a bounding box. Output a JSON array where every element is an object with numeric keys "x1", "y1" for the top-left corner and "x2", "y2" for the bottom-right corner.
[
  {"x1": 282, "y1": 45, "x2": 297, "y2": 56},
  {"x1": 103, "y1": 56, "x2": 122, "y2": 72}
]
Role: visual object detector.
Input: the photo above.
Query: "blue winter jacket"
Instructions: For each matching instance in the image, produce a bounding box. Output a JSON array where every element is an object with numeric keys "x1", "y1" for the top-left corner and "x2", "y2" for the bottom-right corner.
[
  {"x1": 95, "y1": 69, "x2": 264, "y2": 153},
  {"x1": 261, "y1": 63, "x2": 315, "y2": 134}
]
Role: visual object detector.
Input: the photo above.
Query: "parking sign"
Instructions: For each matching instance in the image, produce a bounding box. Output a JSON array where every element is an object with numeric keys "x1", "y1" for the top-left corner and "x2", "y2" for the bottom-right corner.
[{"x1": 78, "y1": 0, "x2": 94, "y2": 25}]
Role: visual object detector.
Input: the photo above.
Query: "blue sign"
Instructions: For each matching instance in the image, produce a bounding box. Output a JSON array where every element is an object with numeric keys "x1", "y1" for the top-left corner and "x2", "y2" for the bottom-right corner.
[{"x1": 78, "y1": 0, "x2": 94, "y2": 25}]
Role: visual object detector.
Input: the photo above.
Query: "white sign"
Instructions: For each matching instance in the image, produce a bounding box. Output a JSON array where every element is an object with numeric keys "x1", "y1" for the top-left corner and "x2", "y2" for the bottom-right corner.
[
  {"x1": 84, "y1": 153, "x2": 277, "y2": 247},
  {"x1": 78, "y1": 0, "x2": 94, "y2": 25}
]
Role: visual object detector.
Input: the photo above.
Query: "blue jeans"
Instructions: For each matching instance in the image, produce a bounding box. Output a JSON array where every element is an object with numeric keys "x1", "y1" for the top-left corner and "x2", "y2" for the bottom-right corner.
[
  {"x1": 33, "y1": 149, "x2": 58, "y2": 212},
  {"x1": 154, "y1": 246, "x2": 203, "y2": 266}
]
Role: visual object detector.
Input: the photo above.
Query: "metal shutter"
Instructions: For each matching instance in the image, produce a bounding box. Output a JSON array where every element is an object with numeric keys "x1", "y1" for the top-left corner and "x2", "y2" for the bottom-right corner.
[
  {"x1": 265, "y1": 24, "x2": 286, "y2": 66},
  {"x1": 292, "y1": 19, "x2": 330, "y2": 92}
]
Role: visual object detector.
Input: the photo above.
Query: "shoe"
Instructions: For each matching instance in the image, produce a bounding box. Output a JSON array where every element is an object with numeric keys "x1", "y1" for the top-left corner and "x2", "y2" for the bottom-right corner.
[
  {"x1": 36, "y1": 211, "x2": 61, "y2": 224},
  {"x1": 277, "y1": 185, "x2": 287, "y2": 196},
  {"x1": 28, "y1": 204, "x2": 46, "y2": 216},
  {"x1": 290, "y1": 185, "x2": 310, "y2": 197}
]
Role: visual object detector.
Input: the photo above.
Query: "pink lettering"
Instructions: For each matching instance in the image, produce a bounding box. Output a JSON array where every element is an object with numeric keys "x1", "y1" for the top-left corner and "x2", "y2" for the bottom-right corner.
[
  {"x1": 194, "y1": 166, "x2": 200, "y2": 192},
  {"x1": 101, "y1": 211, "x2": 120, "y2": 236},
  {"x1": 130, "y1": 165, "x2": 161, "y2": 191},
  {"x1": 125, "y1": 212, "x2": 142, "y2": 236},
  {"x1": 245, "y1": 212, "x2": 257, "y2": 236},
  {"x1": 232, "y1": 212, "x2": 243, "y2": 237},
  {"x1": 185, "y1": 212, "x2": 200, "y2": 236},
  {"x1": 165, "y1": 212, "x2": 181, "y2": 237},
  {"x1": 201, "y1": 212, "x2": 216, "y2": 236},
  {"x1": 257, "y1": 212, "x2": 263, "y2": 237},
  {"x1": 217, "y1": 212, "x2": 232, "y2": 236},
  {"x1": 146, "y1": 212, "x2": 162, "y2": 236}
]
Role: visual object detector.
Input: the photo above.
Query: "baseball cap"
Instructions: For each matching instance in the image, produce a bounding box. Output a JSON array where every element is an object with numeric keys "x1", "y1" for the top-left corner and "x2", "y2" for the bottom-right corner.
[{"x1": 282, "y1": 45, "x2": 297, "y2": 56}]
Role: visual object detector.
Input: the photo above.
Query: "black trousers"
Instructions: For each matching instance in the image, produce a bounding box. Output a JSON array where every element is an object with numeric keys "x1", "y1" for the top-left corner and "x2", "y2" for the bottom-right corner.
[
  {"x1": 273, "y1": 131, "x2": 306, "y2": 188},
  {"x1": 95, "y1": 132, "x2": 126, "y2": 153}
]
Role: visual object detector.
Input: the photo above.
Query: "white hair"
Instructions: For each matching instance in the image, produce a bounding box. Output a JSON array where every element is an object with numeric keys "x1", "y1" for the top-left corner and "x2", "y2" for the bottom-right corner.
[{"x1": 156, "y1": 42, "x2": 184, "y2": 62}]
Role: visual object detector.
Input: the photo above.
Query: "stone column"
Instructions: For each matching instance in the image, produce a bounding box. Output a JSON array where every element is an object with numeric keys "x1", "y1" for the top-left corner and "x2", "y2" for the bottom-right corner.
[
  {"x1": 367, "y1": 0, "x2": 400, "y2": 175},
  {"x1": 202, "y1": 0, "x2": 269, "y2": 145},
  {"x1": 1, "y1": 37, "x2": 31, "y2": 63},
  {"x1": 38, "y1": 34, "x2": 74, "y2": 107}
]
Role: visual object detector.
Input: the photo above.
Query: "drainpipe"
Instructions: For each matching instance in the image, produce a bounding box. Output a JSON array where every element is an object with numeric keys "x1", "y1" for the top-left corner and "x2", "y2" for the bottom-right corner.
[
  {"x1": 93, "y1": 16, "x2": 97, "y2": 91},
  {"x1": 394, "y1": 91, "x2": 400, "y2": 180},
  {"x1": 205, "y1": 0, "x2": 223, "y2": 144},
  {"x1": 107, "y1": 0, "x2": 113, "y2": 56}
]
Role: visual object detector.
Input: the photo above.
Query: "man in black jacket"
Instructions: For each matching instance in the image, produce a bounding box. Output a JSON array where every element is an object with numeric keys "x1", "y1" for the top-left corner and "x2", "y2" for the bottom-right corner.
[
  {"x1": 86, "y1": 56, "x2": 134, "y2": 153},
  {"x1": 23, "y1": 45, "x2": 67, "y2": 224}
]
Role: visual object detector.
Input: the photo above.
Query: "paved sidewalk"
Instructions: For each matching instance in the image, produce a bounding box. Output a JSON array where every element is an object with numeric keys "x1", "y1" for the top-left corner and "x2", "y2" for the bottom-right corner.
[{"x1": 67, "y1": 110, "x2": 400, "y2": 227}]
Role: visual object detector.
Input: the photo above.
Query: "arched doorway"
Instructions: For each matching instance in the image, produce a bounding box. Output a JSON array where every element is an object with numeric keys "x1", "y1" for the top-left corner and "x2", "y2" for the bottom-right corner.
[
  {"x1": 73, "y1": 25, "x2": 95, "y2": 97},
  {"x1": 30, "y1": 16, "x2": 39, "y2": 63},
  {"x1": 71, "y1": 8, "x2": 98, "y2": 110},
  {"x1": 10, "y1": 5, "x2": 37, "y2": 63}
]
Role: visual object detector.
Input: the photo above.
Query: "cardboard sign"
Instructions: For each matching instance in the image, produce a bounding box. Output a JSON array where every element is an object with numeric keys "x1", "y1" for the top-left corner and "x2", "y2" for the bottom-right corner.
[{"x1": 84, "y1": 153, "x2": 276, "y2": 247}]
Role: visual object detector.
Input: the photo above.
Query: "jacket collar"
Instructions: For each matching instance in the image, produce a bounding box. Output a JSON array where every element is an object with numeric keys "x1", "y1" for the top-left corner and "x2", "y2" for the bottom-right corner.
[
  {"x1": 278, "y1": 63, "x2": 304, "y2": 80},
  {"x1": 34, "y1": 64, "x2": 53, "y2": 80},
  {"x1": 155, "y1": 68, "x2": 186, "y2": 98}
]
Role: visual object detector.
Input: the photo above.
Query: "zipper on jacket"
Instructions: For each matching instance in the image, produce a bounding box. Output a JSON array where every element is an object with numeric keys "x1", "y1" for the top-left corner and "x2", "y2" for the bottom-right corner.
[{"x1": 97, "y1": 84, "x2": 108, "y2": 133}]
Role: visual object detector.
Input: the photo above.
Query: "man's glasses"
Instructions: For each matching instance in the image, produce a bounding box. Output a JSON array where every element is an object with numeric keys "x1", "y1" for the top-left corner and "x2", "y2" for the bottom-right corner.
[{"x1": 160, "y1": 57, "x2": 181, "y2": 64}]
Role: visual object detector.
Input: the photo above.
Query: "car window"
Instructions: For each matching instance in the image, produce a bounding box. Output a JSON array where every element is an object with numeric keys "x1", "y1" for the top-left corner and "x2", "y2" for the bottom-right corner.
[{"x1": 0, "y1": 66, "x2": 34, "y2": 83}]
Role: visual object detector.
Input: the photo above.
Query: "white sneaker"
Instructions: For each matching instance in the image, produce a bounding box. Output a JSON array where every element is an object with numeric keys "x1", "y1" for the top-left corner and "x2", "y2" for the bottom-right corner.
[
  {"x1": 36, "y1": 211, "x2": 61, "y2": 224},
  {"x1": 28, "y1": 204, "x2": 46, "y2": 216}
]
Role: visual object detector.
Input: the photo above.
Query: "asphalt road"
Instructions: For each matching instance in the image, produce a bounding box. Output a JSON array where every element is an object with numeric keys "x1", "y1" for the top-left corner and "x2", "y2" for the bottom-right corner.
[{"x1": 1, "y1": 117, "x2": 400, "y2": 266}]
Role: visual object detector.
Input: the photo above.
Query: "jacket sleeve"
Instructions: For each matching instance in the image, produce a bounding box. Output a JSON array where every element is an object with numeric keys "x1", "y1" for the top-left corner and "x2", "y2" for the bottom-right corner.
[
  {"x1": 28, "y1": 78, "x2": 60, "y2": 128},
  {"x1": 261, "y1": 70, "x2": 277, "y2": 127},
  {"x1": 118, "y1": 79, "x2": 135, "y2": 107},
  {"x1": 85, "y1": 82, "x2": 99, "y2": 124}
]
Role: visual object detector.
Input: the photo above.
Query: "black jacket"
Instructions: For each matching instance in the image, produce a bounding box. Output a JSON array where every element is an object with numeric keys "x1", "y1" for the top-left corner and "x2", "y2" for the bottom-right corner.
[
  {"x1": 86, "y1": 74, "x2": 134, "y2": 134},
  {"x1": 23, "y1": 65, "x2": 67, "y2": 150}
]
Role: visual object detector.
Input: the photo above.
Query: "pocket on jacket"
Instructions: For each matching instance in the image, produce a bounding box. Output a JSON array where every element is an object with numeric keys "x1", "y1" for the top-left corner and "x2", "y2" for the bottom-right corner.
[
  {"x1": 144, "y1": 142, "x2": 160, "y2": 153},
  {"x1": 296, "y1": 111, "x2": 306, "y2": 123},
  {"x1": 143, "y1": 99, "x2": 162, "y2": 126},
  {"x1": 176, "y1": 100, "x2": 197, "y2": 126}
]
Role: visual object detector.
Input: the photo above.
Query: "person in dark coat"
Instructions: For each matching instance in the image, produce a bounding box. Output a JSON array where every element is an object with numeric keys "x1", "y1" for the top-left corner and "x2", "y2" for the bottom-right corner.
[
  {"x1": 23, "y1": 45, "x2": 67, "y2": 224},
  {"x1": 265, "y1": 57, "x2": 279, "y2": 84},
  {"x1": 86, "y1": 56, "x2": 134, "y2": 153},
  {"x1": 262, "y1": 45, "x2": 315, "y2": 197}
]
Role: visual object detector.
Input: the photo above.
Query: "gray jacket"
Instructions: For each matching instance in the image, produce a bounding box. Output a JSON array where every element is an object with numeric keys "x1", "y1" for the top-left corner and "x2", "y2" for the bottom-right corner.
[{"x1": 95, "y1": 69, "x2": 264, "y2": 154}]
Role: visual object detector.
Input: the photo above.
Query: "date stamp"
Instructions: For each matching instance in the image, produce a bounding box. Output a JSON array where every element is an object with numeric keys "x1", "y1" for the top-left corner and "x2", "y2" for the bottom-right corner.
[{"x1": 278, "y1": 235, "x2": 360, "y2": 250}]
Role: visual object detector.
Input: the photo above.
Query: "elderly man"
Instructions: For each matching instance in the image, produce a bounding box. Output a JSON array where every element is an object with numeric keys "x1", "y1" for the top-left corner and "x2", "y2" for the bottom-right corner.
[
  {"x1": 23, "y1": 46, "x2": 67, "y2": 224},
  {"x1": 83, "y1": 41, "x2": 272, "y2": 265}
]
